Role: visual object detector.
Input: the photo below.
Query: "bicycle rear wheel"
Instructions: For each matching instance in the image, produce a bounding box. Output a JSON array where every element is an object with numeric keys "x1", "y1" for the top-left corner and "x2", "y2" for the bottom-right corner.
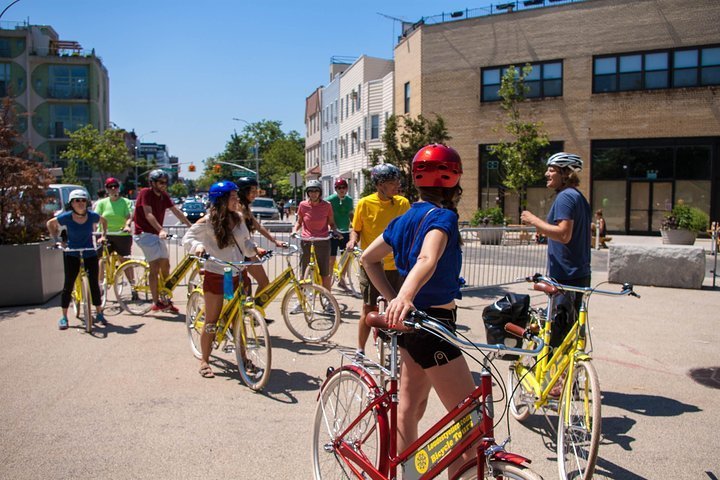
[
  {"x1": 340, "y1": 254, "x2": 361, "y2": 298},
  {"x1": 186, "y1": 290, "x2": 205, "y2": 359},
  {"x1": 114, "y1": 260, "x2": 152, "y2": 315},
  {"x1": 81, "y1": 275, "x2": 93, "y2": 333},
  {"x1": 281, "y1": 283, "x2": 340, "y2": 343},
  {"x1": 454, "y1": 459, "x2": 543, "y2": 480},
  {"x1": 508, "y1": 363, "x2": 534, "y2": 422},
  {"x1": 557, "y1": 360, "x2": 601, "y2": 480},
  {"x1": 234, "y1": 308, "x2": 271, "y2": 391},
  {"x1": 312, "y1": 369, "x2": 386, "y2": 479}
]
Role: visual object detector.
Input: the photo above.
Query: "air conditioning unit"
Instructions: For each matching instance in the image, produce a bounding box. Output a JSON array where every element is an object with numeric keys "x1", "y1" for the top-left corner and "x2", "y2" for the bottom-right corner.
[
  {"x1": 351, "y1": 131, "x2": 358, "y2": 139},
  {"x1": 351, "y1": 90, "x2": 357, "y2": 99},
  {"x1": 361, "y1": 141, "x2": 367, "y2": 150}
]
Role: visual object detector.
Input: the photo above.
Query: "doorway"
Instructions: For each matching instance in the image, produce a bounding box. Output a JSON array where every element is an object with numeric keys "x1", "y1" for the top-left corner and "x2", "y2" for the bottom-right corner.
[{"x1": 628, "y1": 181, "x2": 672, "y2": 233}]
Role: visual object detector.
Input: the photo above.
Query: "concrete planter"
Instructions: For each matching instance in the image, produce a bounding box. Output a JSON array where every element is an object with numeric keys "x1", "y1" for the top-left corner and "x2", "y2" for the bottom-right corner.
[
  {"x1": 474, "y1": 226, "x2": 504, "y2": 245},
  {"x1": 0, "y1": 240, "x2": 64, "y2": 307},
  {"x1": 661, "y1": 229, "x2": 697, "y2": 245}
]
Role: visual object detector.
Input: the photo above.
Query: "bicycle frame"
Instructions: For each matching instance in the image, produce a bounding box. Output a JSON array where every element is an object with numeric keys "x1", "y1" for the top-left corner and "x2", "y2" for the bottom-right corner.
[
  {"x1": 333, "y1": 247, "x2": 358, "y2": 279},
  {"x1": 249, "y1": 249, "x2": 309, "y2": 314},
  {"x1": 161, "y1": 253, "x2": 198, "y2": 292},
  {"x1": 513, "y1": 294, "x2": 589, "y2": 409}
]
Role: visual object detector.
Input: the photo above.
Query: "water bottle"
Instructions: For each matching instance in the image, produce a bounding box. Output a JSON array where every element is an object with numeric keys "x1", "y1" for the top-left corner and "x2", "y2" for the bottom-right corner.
[{"x1": 223, "y1": 266, "x2": 233, "y2": 300}]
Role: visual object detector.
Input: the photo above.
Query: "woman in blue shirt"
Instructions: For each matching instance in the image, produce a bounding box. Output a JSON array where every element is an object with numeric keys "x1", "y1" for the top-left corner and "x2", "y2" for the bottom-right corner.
[
  {"x1": 361, "y1": 144, "x2": 475, "y2": 477},
  {"x1": 47, "y1": 189, "x2": 107, "y2": 330}
]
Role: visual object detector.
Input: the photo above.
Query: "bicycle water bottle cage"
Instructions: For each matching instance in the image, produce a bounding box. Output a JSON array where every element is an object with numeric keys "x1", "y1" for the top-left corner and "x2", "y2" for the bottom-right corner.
[{"x1": 204, "y1": 323, "x2": 218, "y2": 334}]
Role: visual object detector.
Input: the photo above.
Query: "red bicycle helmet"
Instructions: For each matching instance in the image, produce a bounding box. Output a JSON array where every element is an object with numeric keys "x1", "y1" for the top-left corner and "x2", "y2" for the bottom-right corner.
[
  {"x1": 105, "y1": 177, "x2": 120, "y2": 187},
  {"x1": 412, "y1": 144, "x2": 463, "y2": 188},
  {"x1": 334, "y1": 178, "x2": 348, "y2": 188}
]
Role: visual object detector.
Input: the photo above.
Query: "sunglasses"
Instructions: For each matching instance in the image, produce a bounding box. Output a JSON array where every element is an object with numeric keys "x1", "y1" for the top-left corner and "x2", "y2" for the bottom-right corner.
[
  {"x1": 155, "y1": 180, "x2": 168, "y2": 185},
  {"x1": 73, "y1": 198, "x2": 87, "y2": 203},
  {"x1": 107, "y1": 184, "x2": 119, "y2": 189},
  {"x1": 307, "y1": 189, "x2": 321, "y2": 194},
  {"x1": 336, "y1": 186, "x2": 348, "y2": 190}
]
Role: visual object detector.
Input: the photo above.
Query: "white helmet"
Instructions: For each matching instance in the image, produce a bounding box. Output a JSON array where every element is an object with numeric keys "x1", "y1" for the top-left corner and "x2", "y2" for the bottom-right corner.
[
  {"x1": 547, "y1": 152, "x2": 583, "y2": 172},
  {"x1": 68, "y1": 189, "x2": 88, "y2": 201}
]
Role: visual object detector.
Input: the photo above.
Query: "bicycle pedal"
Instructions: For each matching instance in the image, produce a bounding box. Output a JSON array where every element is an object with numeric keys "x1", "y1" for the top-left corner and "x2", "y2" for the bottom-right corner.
[{"x1": 223, "y1": 344, "x2": 235, "y2": 353}]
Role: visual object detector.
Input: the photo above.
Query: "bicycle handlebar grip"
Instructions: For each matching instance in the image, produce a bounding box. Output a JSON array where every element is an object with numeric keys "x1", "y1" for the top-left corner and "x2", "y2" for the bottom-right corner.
[
  {"x1": 504, "y1": 323, "x2": 526, "y2": 338},
  {"x1": 365, "y1": 311, "x2": 411, "y2": 331}
]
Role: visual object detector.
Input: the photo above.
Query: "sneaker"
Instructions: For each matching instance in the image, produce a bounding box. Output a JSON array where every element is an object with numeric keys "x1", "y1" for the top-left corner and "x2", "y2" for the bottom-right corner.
[
  {"x1": 96, "y1": 313, "x2": 107, "y2": 326},
  {"x1": 151, "y1": 301, "x2": 168, "y2": 312},
  {"x1": 58, "y1": 316, "x2": 69, "y2": 330},
  {"x1": 324, "y1": 304, "x2": 336, "y2": 315},
  {"x1": 163, "y1": 301, "x2": 180, "y2": 314},
  {"x1": 131, "y1": 291, "x2": 139, "y2": 301}
]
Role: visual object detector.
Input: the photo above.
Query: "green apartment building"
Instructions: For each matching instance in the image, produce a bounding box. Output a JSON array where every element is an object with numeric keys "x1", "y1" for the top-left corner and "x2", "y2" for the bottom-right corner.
[{"x1": 0, "y1": 21, "x2": 109, "y2": 184}]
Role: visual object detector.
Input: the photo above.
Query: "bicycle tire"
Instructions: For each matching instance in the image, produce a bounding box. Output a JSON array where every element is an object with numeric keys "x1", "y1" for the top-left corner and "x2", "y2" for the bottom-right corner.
[
  {"x1": 234, "y1": 308, "x2": 271, "y2": 391},
  {"x1": 303, "y1": 265, "x2": 318, "y2": 285},
  {"x1": 281, "y1": 283, "x2": 340, "y2": 343},
  {"x1": 113, "y1": 260, "x2": 152, "y2": 315},
  {"x1": 557, "y1": 360, "x2": 601, "y2": 480},
  {"x1": 341, "y1": 254, "x2": 361, "y2": 298},
  {"x1": 186, "y1": 290, "x2": 205, "y2": 360},
  {"x1": 81, "y1": 275, "x2": 93, "y2": 334},
  {"x1": 71, "y1": 280, "x2": 81, "y2": 319},
  {"x1": 453, "y1": 459, "x2": 543, "y2": 480},
  {"x1": 508, "y1": 363, "x2": 533, "y2": 422},
  {"x1": 312, "y1": 369, "x2": 387, "y2": 479},
  {"x1": 187, "y1": 265, "x2": 203, "y2": 298},
  {"x1": 99, "y1": 257, "x2": 109, "y2": 308}
]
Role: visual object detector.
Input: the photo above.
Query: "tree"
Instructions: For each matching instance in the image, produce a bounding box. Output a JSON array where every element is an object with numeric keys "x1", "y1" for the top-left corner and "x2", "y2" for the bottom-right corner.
[
  {"x1": 0, "y1": 97, "x2": 52, "y2": 244},
  {"x1": 488, "y1": 64, "x2": 550, "y2": 212},
  {"x1": 168, "y1": 181, "x2": 188, "y2": 198},
  {"x1": 61, "y1": 125, "x2": 134, "y2": 188},
  {"x1": 363, "y1": 114, "x2": 451, "y2": 201},
  {"x1": 61, "y1": 159, "x2": 81, "y2": 185}
]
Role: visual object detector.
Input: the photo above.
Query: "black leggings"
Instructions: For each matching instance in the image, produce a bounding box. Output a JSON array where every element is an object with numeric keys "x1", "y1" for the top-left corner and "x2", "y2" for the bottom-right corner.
[{"x1": 61, "y1": 255, "x2": 101, "y2": 308}]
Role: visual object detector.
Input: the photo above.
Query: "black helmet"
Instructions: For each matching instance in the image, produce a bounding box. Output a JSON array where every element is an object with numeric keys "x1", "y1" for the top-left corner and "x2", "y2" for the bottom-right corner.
[{"x1": 236, "y1": 177, "x2": 258, "y2": 190}]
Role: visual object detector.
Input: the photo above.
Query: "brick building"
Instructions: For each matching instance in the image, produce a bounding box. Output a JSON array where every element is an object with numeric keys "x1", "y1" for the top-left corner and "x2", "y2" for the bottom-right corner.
[{"x1": 394, "y1": 0, "x2": 720, "y2": 234}]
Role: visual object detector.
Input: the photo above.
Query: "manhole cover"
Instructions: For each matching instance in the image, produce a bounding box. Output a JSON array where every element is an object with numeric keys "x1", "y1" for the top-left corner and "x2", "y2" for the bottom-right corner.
[{"x1": 688, "y1": 367, "x2": 720, "y2": 389}]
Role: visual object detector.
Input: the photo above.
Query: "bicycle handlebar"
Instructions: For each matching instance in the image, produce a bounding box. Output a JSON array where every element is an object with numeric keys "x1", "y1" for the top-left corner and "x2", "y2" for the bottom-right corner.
[
  {"x1": 47, "y1": 245, "x2": 98, "y2": 253},
  {"x1": 365, "y1": 310, "x2": 545, "y2": 357},
  {"x1": 522, "y1": 273, "x2": 641, "y2": 298},
  {"x1": 191, "y1": 252, "x2": 272, "y2": 271},
  {"x1": 290, "y1": 232, "x2": 341, "y2": 241},
  {"x1": 273, "y1": 244, "x2": 299, "y2": 255}
]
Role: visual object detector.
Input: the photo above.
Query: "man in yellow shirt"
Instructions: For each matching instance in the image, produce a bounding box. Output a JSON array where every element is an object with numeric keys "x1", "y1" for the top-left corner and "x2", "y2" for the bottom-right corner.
[{"x1": 347, "y1": 163, "x2": 410, "y2": 357}]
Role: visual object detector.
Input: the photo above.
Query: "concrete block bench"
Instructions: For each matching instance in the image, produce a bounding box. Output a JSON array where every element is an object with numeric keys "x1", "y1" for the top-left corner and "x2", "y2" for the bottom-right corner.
[
  {"x1": 608, "y1": 244, "x2": 706, "y2": 289},
  {"x1": 261, "y1": 221, "x2": 293, "y2": 233}
]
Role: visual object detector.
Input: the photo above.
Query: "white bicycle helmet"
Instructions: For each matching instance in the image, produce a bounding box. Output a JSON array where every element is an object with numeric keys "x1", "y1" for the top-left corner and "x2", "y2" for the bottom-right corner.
[
  {"x1": 68, "y1": 189, "x2": 89, "y2": 201},
  {"x1": 305, "y1": 179, "x2": 322, "y2": 192},
  {"x1": 547, "y1": 152, "x2": 583, "y2": 172}
]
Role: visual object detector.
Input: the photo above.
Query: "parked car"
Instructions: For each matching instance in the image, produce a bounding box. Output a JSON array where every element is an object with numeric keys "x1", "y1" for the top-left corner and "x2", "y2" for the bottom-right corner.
[
  {"x1": 180, "y1": 201, "x2": 207, "y2": 223},
  {"x1": 44, "y1": 184, "x2": 90, "y2": 217},
  {"x1": 251, "y1": 197, "x2": 280, "y2": 221}
]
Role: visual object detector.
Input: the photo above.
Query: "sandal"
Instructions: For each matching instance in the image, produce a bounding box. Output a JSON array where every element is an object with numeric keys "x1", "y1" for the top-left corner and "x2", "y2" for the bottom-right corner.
[{"x1": 198, "y1": 364, "x2": 215, "y2": 378}]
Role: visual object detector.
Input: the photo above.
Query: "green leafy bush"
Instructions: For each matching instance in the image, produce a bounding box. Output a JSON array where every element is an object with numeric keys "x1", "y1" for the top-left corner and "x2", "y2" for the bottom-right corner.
[
  {"x1": 661, "y1": 205, "x2": 709, "y2": 233},
  {"x1": 470, "y1": 207, "x2": 507, "y2": 226}
]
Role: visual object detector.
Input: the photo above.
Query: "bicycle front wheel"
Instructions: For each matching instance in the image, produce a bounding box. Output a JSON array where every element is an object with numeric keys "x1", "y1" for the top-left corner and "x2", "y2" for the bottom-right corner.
[
  {"x1": 341, "y1": 254, "x2": 361, "y2": 298},
  {"x1": 454, "y1": 459, "x2": 543, "y2": 480},
  {"x1": 187, "y1": 265, "x2": 203, "y2": 297},
  {"x1": 186, "y1": 289, "x2": 205, "y2": 359},
  {"x1": 281, "y1": 283, "x2": 340, "y2": 343},
  {"x1": 99, "y1": 257, "x2": 109, "y2": 308},
  {"x1": 312, "y1": 369, "x2": 386, "y2": 480},
  {"x1": 234, "y1": 308, "x2": 271, "y2": 391},
  {"x1": 557, "y1": 360, "x2": 601, "y2": 480},
  {"x1": 81, "y1": 275, "x2": 93, "y2": 334},
  {"x1": 114, "y1": 260, "x2": 152, "y2": 315}
]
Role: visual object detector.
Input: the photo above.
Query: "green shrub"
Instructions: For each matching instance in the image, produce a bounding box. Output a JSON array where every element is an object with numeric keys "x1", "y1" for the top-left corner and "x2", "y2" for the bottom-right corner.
[
  {"x1": 470, "y1": 207, "x2": 507, "y2": 226},
  {"x1": 661, "y1": 205, "x2": 709, "y2": 233}
]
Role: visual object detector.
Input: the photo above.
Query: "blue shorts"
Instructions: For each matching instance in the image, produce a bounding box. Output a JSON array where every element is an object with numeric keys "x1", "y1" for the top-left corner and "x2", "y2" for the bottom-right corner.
[{"x1": 133, "y1": 233, "x2": 169, "y2": 262}]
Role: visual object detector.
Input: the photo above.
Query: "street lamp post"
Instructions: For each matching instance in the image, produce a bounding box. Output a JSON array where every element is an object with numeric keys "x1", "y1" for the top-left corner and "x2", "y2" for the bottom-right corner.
[
  {"x1": 134, "y1": 130, "x2": 157, "y2": 195},
  {"x1": 232, "y1": 118, "x2": 260, "y2": 186}
]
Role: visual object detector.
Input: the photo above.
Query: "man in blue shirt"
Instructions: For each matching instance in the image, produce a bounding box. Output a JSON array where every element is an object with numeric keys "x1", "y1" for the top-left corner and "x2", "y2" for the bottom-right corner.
[{"x1": 521, "y1": 152, "x2": 591, "y2": 350}]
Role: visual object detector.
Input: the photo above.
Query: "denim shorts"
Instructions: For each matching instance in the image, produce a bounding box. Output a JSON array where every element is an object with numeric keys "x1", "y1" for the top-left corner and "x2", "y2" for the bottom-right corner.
[{"x1": 133, "y1": 233, "x2": 168, "y2": 262}]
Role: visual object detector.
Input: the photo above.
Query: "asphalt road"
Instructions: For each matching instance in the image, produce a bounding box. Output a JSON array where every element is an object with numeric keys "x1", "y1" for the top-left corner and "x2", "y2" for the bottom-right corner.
[{"x1": 1, "y1": 263, "x2": 719, "y2": 479}]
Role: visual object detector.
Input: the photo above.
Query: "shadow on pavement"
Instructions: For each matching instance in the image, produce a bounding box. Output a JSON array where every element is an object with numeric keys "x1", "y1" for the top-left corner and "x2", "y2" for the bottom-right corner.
[
  {"x1": 602, "y1": 391, "x2": 701, "y2": 416},
  {"x1": 270, "y1": 336, "x2": 338, "y2": 356},
  {"x1": 601, "y1": 415, "x2": 636, "y2": 451},
  {"x1": 594, "y1": 456, "x2": 649, "y2": 480}
]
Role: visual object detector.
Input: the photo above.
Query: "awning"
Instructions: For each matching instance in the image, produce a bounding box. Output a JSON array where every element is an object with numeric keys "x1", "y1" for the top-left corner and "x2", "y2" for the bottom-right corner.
[
  {"x1": 338, "y1": 170, "x2": 353, "y2": 179},
  {"x1": 306, "y1": 164, "x2": 321, "y2": 176}
]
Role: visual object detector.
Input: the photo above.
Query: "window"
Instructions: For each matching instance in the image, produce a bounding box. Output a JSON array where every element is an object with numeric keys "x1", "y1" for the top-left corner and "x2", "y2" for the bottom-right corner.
[
  {"x1": 593, "y1": 45, "x2": 720, "y2": 93},
  {"x1": 404, "y1": 82, "x2": 410, "y2": 114},
  {"x1": 0, "y1": 62, "x2": 9, "y2": 97},
  {"x1": 0, "y1": 38, "x2": 11, "y2": 57},
  {"x1": 49, "y1": 104, "x2": 89, "y2": 137},
  {"x1": 48, "y1": 65, "x2": 89, "y2": 99},
  {"x1": 481, "y1": 61, "x2": 563, "y2": 102},
  {"x1": 340, "y1": 99, "x2": 343, "y2": 121},
  {"x1": 356, "y1": 84, "x2": 361, "y2": 110},
  {"x1": 370, "y1": 115, "x2": 379, "y2": 139}
]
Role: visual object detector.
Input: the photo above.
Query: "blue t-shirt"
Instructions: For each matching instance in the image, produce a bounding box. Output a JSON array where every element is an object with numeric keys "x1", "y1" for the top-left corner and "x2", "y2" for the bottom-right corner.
[
  {"x1": 383, "y1": 202, "x2": 462, "y2": 309},
  {"x1": 57, "y1": 210, "x2": 100, "y2": 258},
  {"x1": 546, "y1": 188, "x2": 591, "y2": 281}
]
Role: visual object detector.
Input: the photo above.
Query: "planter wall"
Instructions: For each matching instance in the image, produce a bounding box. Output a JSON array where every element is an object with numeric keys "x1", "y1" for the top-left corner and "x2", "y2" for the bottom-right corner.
[
  {"x1": 474, "y1": 226, "x2": 504, "y2": 245},
  {"x1": 661, "y1": 229, "x2": 697, "y2": 245},
  {"x1": 0, "y1": 241, "x2": 64, "y2": 307}
]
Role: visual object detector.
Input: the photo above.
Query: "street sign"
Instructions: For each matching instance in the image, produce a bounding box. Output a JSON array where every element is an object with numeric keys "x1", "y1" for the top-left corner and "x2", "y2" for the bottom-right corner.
[
  {"x1": 233, "y1": 170, "x2": 256, "y2": 178},
  {"x1": 289, "y1": 172, "x2": 302, "y2": 188}
]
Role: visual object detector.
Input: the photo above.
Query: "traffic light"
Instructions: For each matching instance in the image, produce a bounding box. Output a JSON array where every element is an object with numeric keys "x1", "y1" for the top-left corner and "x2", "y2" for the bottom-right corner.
[
  {"x1": 214, "y1": 164, "x2": 221, "y2": 173},
  {"x1": 188, "y1": 164, "x2": 196, "y2": 172}
]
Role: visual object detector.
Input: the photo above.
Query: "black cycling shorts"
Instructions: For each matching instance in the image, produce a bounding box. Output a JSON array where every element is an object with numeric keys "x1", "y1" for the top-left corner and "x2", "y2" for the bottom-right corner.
[
  {"x1": 106, "y1": 235, "x2": 133, "y2": 257},
  {"x1": 399, "y1": 307, "x2": 462, "y2": 369}
]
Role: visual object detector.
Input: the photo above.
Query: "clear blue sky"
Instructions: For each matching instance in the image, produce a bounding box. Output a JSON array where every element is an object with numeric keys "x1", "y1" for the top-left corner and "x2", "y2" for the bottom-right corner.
[{"x1": 7, "y1": 0, "x2": 479, "y2": 178}]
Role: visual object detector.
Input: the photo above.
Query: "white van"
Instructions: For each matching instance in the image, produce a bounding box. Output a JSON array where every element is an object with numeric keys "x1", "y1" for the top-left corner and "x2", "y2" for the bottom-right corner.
[{"x1": 44, "y1": 184, "x2": 90, "y2": 216}]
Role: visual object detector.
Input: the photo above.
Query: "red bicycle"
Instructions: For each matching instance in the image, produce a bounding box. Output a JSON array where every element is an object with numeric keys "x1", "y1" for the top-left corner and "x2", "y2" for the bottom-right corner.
[{"x1": 312, "y1": 309, "x2": 546, "y2": 479}]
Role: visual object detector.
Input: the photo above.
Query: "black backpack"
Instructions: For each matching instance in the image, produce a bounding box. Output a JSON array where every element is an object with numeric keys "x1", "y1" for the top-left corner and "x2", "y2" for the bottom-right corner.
[{"x1": 482, "y1": 293, "x2": 531, "y2": 360}]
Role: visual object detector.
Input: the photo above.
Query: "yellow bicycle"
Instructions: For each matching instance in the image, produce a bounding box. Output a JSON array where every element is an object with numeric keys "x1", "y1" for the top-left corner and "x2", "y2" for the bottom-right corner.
[
  {"x1": 186, "y1": 255, "x2": 271, "y2": 391},
  {"x1": 252, "y1": 244, "x2": 340, "y2": 343},
  {"x1": 508, "y1": 273, "x2": 639, "y2": 480},
  {"x1": 50, "y1": 245, "x2": 98, "y2": 334},
  {"x1": 331, "y1": 246, "x2": 362, "y2": 297},
  {"x1": 113, "y1": 235, "x2": 200, "y2": 315}
]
